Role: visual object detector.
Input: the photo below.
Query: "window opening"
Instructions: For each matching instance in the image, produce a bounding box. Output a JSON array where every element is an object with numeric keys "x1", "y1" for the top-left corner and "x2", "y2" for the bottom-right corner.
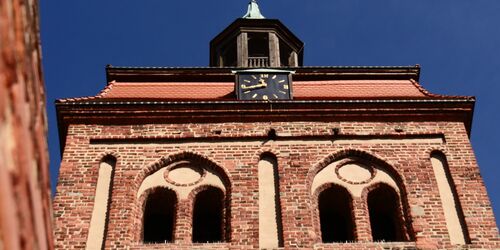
[
  {"x1": 143, "y1": 188, "x2": 176, "y2": 243},
  {"x1": 219, "y1": 37, "x2": 237, "y2": 67},
  {"x1": 319, "y1": 185, "x2": 355, "y2": 243},
  {"x1": 248, "y1": 32, "x2": 269, "y2": 67},
  {"x1": 192, "y1": 187, "x2": 224, "y2": 243},
  {"x1": 368, "y1": 184, "x2": 405, "y2": 242},
  {"x1": 279, "y1": 40, "x2": 293, "y2": 67}
]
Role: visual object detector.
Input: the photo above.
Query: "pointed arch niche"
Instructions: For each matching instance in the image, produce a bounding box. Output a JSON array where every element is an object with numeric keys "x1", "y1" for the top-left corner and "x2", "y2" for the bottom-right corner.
[
  {"x1": 311, "y1": 150, "x2": 414, "y2": 243},
  {"x1": 258, "y1": 153, "x2": 284, "y2": 249},
  {"x1": 86, "y1": 155, "x2": 116, "y2": 250},
  {"x1": 135, "y1": 152, "x2": 231, "y2": 244},
  {"x1": 430, "y1": 151, "x2": 470, "y2": 245}
]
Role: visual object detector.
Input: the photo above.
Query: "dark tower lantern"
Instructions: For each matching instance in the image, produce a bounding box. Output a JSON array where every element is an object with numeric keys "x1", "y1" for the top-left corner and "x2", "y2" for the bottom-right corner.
[{"x1": 210, "y1": 0, "x2": 304, "y2": 68}]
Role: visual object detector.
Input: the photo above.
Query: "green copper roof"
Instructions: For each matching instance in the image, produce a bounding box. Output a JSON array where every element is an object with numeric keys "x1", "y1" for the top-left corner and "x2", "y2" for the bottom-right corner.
[{"x1": 243, "y1": 0, "x2": 265, "y2": 19}]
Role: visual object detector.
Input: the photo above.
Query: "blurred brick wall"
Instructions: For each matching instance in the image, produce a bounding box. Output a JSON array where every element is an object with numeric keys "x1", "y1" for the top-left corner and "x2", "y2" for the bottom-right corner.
[{"x1": 0, "y1": 0, "x2": 53, "y2": 249}]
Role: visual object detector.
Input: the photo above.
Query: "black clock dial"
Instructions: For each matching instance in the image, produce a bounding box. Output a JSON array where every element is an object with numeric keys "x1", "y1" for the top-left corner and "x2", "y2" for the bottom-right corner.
[{"x1": 237, "y1": 73, "x2": 291, "y2": 100}]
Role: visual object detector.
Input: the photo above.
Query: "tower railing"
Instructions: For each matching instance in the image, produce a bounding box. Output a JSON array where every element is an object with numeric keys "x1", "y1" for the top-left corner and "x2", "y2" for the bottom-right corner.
[{"x1": 248, "y1": 57, "x2": 269, "y2": 67}]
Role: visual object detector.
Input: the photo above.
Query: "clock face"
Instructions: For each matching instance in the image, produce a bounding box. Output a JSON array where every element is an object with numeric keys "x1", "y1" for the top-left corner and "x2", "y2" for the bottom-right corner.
[{"x1": 237, "y1": 73, "x2": 291, "y2": 100}]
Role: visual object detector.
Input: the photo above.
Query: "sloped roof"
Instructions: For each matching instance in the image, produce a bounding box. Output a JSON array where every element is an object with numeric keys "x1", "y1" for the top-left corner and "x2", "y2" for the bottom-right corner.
[
  {"x1": 55, "y1": 66, "x2": 477, "y2": 151},
  {"x1": 56, "y1": 66, "x2": 473, "y2": 103},
  {"x1": 57, "y1": 79, "x2": 470, "y2": 103}
]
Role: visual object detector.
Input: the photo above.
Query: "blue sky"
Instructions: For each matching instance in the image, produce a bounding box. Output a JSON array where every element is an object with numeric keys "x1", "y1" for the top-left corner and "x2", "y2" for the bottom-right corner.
[{"x1": 40, "y1": 0, "x2": 500, "y2": 226}]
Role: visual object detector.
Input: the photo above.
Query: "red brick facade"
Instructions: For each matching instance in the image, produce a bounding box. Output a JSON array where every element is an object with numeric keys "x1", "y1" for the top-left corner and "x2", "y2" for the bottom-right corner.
[
  {"x1": 53, "y1": 90, "x2": 500, "y2": 249},
  {"x1": 0, "y1": 0, "x2": 53, "y2": 249}
]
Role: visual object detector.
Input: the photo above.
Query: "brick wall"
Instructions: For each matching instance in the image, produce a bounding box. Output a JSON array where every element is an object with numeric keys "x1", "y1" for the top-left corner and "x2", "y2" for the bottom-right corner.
[
  {"x1": 53, "y1": 120, "x2": 500, "y2": 249},
  {"x1": 0, "y1": 0, "x2": 53, "y2": 249}
]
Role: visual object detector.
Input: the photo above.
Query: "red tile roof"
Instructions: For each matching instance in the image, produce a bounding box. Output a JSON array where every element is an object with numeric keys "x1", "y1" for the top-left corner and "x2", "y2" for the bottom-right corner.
[
  {"x1": 58, "y1": 79, "x2": 468, "y2": 103},
  {"x1": 105, "y1": 82, "x2": 234, "y2": 100},
  {"x1": 294, "y1": 80, "x2": 426, "y2": 99}
]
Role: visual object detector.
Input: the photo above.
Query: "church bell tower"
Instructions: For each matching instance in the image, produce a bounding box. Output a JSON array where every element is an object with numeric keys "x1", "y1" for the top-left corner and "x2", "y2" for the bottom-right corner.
[
  {"x1": 53, "y1": 1, "x2": 499, "y2": 249},
  {"x1": 210, "y1": 0, "x2": 304, "y2": 68}
]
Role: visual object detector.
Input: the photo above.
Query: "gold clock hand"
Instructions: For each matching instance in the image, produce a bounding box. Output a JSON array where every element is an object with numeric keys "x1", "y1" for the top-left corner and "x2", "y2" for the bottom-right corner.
[{"x1": 241, "y1": 83, "x2": 267, "y2": 90}]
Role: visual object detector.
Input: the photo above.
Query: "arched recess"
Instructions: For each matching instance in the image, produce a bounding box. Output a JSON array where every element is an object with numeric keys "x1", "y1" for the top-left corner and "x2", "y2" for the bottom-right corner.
[
  {"x1": 142, "y1": 187, "x2": 177, "y2": 243},
  {"x1": 317, "y1": 183, "x2": 355, "y2": 243},
  {"x1": 366, "y1": 183, "x2": 406, "y2": 242},
  {"x1": 86, "y1": 155, "x2": 116, "y2": 250},
  {"x1": 310, "y1": 149, "x2": 415, "y2": 242},
  {"x1": 430, "y1": 151, "x2": 470, "y2": 245},
  {"x1": 133, "y1": 151, "x2": 232, "y2": 243},
  {"x1": 258, "y1": 152, "x2": 284, "y2": 248},
  {"x1": 191, "y1": 186, "x2": 226, "y2": 243}
]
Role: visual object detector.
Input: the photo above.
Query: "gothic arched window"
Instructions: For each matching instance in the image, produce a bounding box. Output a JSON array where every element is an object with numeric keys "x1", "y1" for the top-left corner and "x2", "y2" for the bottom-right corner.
[
  {"x1": 192, "y1": 187, "x2": 225, "y2": 243},
  {"x1": 143, "y1": 188, "x2": 177, "y2": 243},
  {"x1": 367, "y1": 184, "x2": 405, "y2": 242},
  {"x1": 318, "y1": 185, "x2": 355, "y2": 243}
]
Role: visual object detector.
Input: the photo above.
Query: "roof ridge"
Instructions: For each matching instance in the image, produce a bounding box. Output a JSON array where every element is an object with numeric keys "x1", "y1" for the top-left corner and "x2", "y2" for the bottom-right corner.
[
  {"x1": 115, "y1": 82, "x2": 234, "y2": 85},
  {"x1": 57, "y1": 81, "x2": 115, "y2": 103},
  {"x1": 106, "y1": 65, "x2": 419, "y2": 70},
  {"x1": 409, "y1": 79, "x2": 474, "y2": 100}
]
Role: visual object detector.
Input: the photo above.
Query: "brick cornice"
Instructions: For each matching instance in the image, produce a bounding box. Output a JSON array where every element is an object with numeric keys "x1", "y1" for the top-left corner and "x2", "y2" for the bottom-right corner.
[
  {"x1": 56, "y1": 99, "x2": 474, "y2": 124},
  {"x1": 56, "y1": 99, "x2": 474, "y2": 154}
]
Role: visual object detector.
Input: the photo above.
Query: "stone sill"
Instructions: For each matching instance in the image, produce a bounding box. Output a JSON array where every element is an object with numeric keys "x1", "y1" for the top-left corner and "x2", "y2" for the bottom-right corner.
[
  {"x1": 130, "y1": 242, "x2": 229, "y2": 249},
  {"x1": 313, "y1": 241, "x2": 417, "y2": 249}
]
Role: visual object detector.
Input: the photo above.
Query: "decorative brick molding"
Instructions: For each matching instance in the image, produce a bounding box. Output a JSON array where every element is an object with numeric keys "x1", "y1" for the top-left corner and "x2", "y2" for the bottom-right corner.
[
  {"x1": 334, "y1": 158, "x2": 377, "y2": 185},
  {"x1": 310, "y1": 151, "x2": 415, "y2": 244},
  {"x1": 132, "y1": 152, "x2": 232, "y2": 245},
  {"x1": 308, "y1": 149, "x2": 401, "y2": 185},
  {"x1": 164, "y1": 161, "x2": 207, "y2": 187},
  {"x1": 95, "y1": 151, "x2": 121, "y2": 162},
  {"x1": 135, "y1": 151, "x2": 232, "y2": 189}
]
